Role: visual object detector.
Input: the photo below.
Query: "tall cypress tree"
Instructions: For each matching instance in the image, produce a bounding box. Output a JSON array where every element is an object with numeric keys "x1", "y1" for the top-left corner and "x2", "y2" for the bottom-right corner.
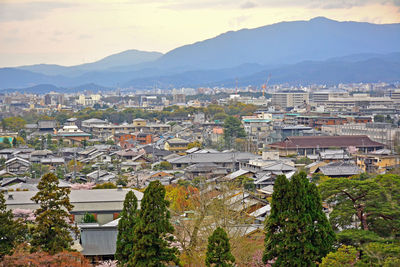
[
  {"x1": 263, "y1": 175, "x2": 290, "y2": 264},
  {"x1": 115, "y1": 191, "x2": 138, "y2": 266},
  {"x1": 205, "y1": 227, "x2": 235, "y2": 267},
  {"x1": 263, "y1": 172, "x2": 335, "y2": 266},
  {"x1": 130, "y1": 180, "x2": 179, "y2": 267},
  {"x1": 31, "y1": 173, "x2": 77, "y2": 254},
  {"x1": 0, "y1": 191, "x2": 27, "y2": 258}
]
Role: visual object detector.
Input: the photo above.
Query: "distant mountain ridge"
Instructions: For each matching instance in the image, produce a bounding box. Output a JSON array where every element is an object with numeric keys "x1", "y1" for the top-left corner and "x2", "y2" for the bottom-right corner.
[
  {"x1": 1, "y1": 17, "x2": 400, "y2": 91},
  {"x1": 17, "y1": 49, "x2": 163, "y2": 76}
]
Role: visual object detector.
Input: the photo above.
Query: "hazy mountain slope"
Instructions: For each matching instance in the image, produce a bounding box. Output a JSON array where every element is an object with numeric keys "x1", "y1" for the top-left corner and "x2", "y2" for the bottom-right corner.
[
  {"x1": 123, "y1": 53, "x2": 400, "y2": 88},
  {"x1": 17, "y1": 49, "x2": 163, "y2": 76},
  {"x1": 155, "y1": 17, "x2": 400, "y2": 69}
]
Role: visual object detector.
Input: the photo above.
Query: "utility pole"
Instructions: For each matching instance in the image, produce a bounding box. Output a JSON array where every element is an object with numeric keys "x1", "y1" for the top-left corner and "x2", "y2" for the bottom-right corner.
[{"x1": 73, "y1": 149, "x2": 77, "y2": 182}]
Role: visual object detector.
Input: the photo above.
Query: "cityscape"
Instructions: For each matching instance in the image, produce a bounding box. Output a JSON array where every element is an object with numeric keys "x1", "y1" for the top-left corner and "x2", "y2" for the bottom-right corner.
[{"x1": 0, "y1": 0, "x2": 400, "y2": 266}]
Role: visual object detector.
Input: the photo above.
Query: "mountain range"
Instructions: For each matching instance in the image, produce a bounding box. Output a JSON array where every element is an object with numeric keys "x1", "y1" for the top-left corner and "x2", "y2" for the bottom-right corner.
[{"x1": 1, "y1": 17, "x2": 400, "y2": 92}]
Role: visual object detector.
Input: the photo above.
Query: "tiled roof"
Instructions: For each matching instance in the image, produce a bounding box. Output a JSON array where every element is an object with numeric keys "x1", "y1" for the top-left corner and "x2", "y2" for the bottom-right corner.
[
  {"x1": 169, "y1": 152, "x2": 258, "y2": 164},
  {"x1": 317, "y1": 162, "x2": 362, "y2": 176},
  {"x1": 269, "y1": 135, "x2": 384, "y2": 149}
]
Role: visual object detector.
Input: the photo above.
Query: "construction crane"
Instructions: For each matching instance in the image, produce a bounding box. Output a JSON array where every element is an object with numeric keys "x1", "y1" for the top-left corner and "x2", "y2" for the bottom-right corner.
[
  {"x1": 235, "y1": 77, "x2": 238, "y2": 95},
  {"x1": 262, "y1": 74, "x2": 271, "y2": 98}
]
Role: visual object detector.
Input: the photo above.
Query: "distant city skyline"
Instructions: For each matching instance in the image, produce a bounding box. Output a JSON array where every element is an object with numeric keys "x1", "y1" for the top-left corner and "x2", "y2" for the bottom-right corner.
[{"x1": 0, "y1": 0, "x2": 399, "y2": 67}]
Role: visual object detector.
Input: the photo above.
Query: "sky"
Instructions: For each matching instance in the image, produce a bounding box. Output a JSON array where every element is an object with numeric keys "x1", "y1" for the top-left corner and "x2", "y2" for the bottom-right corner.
[{"x1": 0, "y1": 0, "x2": 399, "y2": 67}]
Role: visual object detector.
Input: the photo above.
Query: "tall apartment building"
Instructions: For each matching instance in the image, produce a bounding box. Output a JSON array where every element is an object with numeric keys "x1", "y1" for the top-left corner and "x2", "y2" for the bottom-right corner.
[{"x1": 271, "y1": 91, "x2": 309, "y2": 109}]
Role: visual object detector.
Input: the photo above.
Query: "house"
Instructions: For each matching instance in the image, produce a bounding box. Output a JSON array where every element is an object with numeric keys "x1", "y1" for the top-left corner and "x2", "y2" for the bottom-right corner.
[
  {"x1": 315, "y1": 161, "x2": 363, "y2": 178},
  {"x1": 5, "y1": 157, "x2": 31, "y2": 175},
  {"x1": 86, "y1": 170, "x2": 116, "y2": 183},
  {"x1": 40, "y1": 157, "x2": 65, "y2": 167},
  {"x1": 143, "y1": 171, "x2": 175, "y2": 186},
  {"x1": 356, "y1": 149, "x2": 399, "y2": 173},
  {"x1": 55, "y1": 125, "x2": 91, "y2": 145},
  {"x1": 184, "y1": 163, "x2": 228, "y2": 179},
  {"x1": 164, "y1": 138, "x2": 190, "y2": 153},
  {"x1": 114, "y1": 149, "x2": 142, "y2": 160},
  {"x1": 307, "y1": 149, "x2": 351, "y2": 162},
  {"x1": 268, "y1": 135, "x2": 385, "y2": 156},
  {"x1": 5, "y1": 188, "x2": 143, "y2": 225},
  {"x1": 168, "y1": 152, "x2": 258, "y2": 170}
]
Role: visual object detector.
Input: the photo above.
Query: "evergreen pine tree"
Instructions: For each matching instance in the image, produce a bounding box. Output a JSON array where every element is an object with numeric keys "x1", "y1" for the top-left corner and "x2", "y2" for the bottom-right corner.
[
  {"x1": 0, "y1": 191, "x2": 27, "y2": 258},
  {"x1": 205, "y1": 227, "x2": 235, "y2": 267},
  {"x1": 130, "y1": 180, "x2": 179, "y2": 267},
  {"x1": 263, "y1": 172, "x2": 335, "y2": 266},
  {"x1": 31, "y1": 173, "x2": 78, "y2": 254},
  {"x1": 263, "y1": 175, "x2": 290, "y2": 264},
  {"x1": 115, "y1": 191, "x2": 138, "y2": 266}
]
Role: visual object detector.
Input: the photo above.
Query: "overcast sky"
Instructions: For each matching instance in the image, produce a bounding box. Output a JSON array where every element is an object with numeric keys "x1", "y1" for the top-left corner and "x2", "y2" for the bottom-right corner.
[{"x1": 0, "y1": 0, "x2": 399, "y2": 67}]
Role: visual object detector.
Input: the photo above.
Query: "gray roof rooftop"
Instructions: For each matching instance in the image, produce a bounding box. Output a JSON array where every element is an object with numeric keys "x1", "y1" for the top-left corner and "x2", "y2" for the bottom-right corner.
[
  {"x1": 169, "y1": 152, "x2": 258, "y2": 164},
  {"x1": 318, "y1": 162, "x2": 362, "y2": 176},
  {"x1": 5, "y1": 188, "x2": 143, "y2": 206}
]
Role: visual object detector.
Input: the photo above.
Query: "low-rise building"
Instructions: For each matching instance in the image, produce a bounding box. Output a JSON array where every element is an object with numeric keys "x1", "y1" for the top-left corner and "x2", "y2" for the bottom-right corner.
[
  {"x1": 5, "y1": 188, "x2": 143, "y2": 225},
  {"x1": 356, "y1": 149, "x2": 399, "y2": 173},
  {"x1": 268, "y1": 135, "x2": 385, "y2": 156},
  {"x1": 164, "y1": 138, "x2": 190, "y2": 153}
]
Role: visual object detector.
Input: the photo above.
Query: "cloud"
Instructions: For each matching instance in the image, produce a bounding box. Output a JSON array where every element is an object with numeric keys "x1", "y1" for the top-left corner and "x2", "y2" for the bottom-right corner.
[
  {"x1": 161, "y1": 0, "x2": 400, "y2": 10},
  {"x1": 78, "y1": 34, "x2": 92, "y2": 40},
  {"x1": 241, "y1": 1, "x2": 257, "y2": 9},
  {"x1": 0, "y1": 1, "x2": 78, "y2": 22}
]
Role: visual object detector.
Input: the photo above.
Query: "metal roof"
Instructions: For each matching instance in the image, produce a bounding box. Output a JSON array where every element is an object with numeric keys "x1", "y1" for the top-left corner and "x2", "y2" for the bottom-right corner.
[
  {"x1": 5, "y1": 188, "x2": 143, "y2": 206},
  {"x1": 80, "y1": 226, "x2": 117, "y2": 256}
]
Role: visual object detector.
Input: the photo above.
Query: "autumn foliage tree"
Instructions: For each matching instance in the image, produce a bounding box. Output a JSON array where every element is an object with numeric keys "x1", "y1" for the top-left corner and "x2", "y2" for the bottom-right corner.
[
  {"x1": 0, "y1": 246, "x2": 91, "y2": 267},
  {"x1": 165, "y1": 184, "x2": 199, "y2": 213},
  {"x1": 31, "y1": 173, "x2": 77, "y2": 254}
]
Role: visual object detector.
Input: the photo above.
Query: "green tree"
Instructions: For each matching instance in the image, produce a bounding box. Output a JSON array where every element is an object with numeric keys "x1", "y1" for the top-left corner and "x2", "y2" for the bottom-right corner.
[
  {"x1": 19, "y1": 130, "x2": 27, "y2": 140},
  {"x1": 130, "y1": 180, "x2": 179, "y2": 267},
  {"x1": 319, "y1": 174, "x2": 400, "y2": 237},
  {"x1": 187, "y1": 141, "x2": 202, "y2": 149},
  {"x1": 115, "y1": 191, "x2": 138, "y2": 265},
  {"x1": 2, "y1": 117, "x2": 26, "y2": 132},
  {"x1": 336, "y1": 229, "x2": 383, "y2": 248},
  {"x1": 81, "y1": 212, "x2": 97, "y2": 223},
  {"x1": 223, "y1": 116, "x2": 246, "y2": 149},
  {"x1": 31, "y1": 173, "x2": 77, "y2": 254},
  {"x1": 153, "y1": 161, "x2": 173, "y2": 171},
  {"x1": 81, "y1": 139, "x2": 88, "y2": 148},
  {"x1": 2, "y1": 137, "x2": 11, "y2": 148},
  {"x1": 205, "y1": 227, "x2": 235, "y2": 267},
  {"x1": 12, "y1": 137, "x2": 17, "y2": 147},
  {"x1": 263, "y1": 172, "x2": 335, "y2": 266},
  {"x1": 31, "y1": 163, "x2": 50, "y2": 178},
  {"x1": 0, "y1": 192, "x2": 27, "y2": 258},
  {"x1": 320, "y1": 245, "x2": 358, "y2": 267},
  {"x1": 361, "y1": 242, "x2": 400, "y2": 266}
]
